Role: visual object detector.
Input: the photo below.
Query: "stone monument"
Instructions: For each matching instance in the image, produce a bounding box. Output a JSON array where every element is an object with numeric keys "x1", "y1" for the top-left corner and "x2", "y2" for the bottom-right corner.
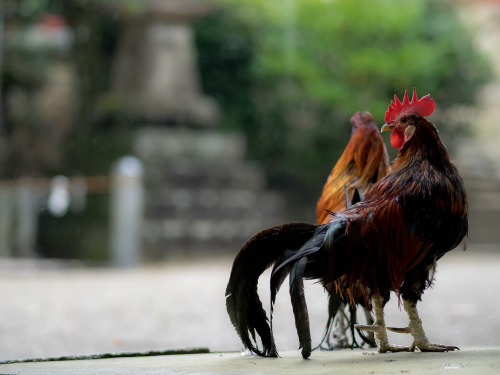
[
  {"x1": 111, "y1": 0, "x2": 218, "y2": 126},
  {"x1": 110, "y1": 0, "x2": 285, "y2": 258}
]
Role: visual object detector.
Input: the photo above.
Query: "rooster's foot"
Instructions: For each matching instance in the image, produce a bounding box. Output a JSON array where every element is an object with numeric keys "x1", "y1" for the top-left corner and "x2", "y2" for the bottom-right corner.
[
  {"x1": 411, "y1": 342, "x2": 459, "y2": 352},
  {"x1": 378, "y1": 344, "x2": 412, "y2": 353},
  {"x1": 387, "y1": 326, "x2": 411, "y2": 334}
]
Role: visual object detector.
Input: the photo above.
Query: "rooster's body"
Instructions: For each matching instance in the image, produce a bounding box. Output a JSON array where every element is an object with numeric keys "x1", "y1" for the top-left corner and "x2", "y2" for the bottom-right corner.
[
  {"x1": 316, "y1": 111, "x2": 389, "y2": 349},
  {"x1": 226, "y1": 89, "x2": 468, "y2": 358}
]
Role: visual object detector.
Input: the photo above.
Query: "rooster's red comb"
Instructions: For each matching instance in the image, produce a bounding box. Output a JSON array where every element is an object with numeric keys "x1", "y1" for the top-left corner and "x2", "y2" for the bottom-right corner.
[{"x1": 384, "y1": 88, "x2": 435, "y2": 124}]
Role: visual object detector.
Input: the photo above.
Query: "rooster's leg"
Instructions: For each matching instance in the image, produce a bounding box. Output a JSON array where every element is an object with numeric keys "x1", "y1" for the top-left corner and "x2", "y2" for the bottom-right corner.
[
  {"x1": 356, "y1": 293, "x2": 410, "y2": 353},
  {"x1": 362, "y1": 307, "x2": 376, "y2": 345},
  {"x1": 403, "y1": 299, "x2": 459, "y2": 352}
]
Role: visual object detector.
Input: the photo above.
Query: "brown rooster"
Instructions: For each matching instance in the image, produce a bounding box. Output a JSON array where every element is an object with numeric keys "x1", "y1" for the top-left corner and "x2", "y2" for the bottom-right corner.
[
  {"x1": 316, "y1": 111, "x2": 389, "y2": 350},
  {"x1": 316, "y1": 111, "x2": 390, "y2": 224},
  {"x1": 226, "y1": 89, "x2": 468, "y2": 358}
]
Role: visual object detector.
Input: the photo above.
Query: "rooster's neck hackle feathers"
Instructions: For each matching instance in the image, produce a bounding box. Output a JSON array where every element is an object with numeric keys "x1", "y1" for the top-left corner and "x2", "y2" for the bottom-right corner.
[
  {"x1": 393, "y1": 117, "x2": 450, "y2": 170},
  {"x1": 385, "y1": 88, "x2": 435, "y2": 124},
  {"x1": 316, "y1": 111, "x2": 389, "y2": 224}
]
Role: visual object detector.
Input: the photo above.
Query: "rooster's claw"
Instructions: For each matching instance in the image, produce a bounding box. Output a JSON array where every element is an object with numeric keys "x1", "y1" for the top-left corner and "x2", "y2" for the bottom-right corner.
[
  {"x1": 412, "y1": 343, "x2": 460, "y2": 352},
  {"x1": 387, "y1": 326, "x2": 411, "y2": 334}
]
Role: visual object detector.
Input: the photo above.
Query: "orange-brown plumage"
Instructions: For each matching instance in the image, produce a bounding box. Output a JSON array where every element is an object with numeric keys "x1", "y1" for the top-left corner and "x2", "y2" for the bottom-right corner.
[{"x1": 316, "y1": 111, "x2": 390, "y2": 224}]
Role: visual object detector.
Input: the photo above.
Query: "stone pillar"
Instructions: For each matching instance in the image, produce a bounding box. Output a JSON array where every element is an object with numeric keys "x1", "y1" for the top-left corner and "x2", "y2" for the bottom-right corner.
[{"x1": 111, "y1": 0, "x2": 218, "y2": 126}]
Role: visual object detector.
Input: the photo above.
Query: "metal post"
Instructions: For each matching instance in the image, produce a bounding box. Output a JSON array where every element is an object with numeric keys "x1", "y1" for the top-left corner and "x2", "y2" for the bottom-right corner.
[{"x1": 110, "y1": 156, "x2": 144, "y2": 267}]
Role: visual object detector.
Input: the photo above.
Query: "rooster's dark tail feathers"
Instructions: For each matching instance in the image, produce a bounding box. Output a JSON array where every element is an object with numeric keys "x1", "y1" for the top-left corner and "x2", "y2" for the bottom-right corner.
[{"x1": 225, "y1": 222, "x2": 317, "y2": 357}]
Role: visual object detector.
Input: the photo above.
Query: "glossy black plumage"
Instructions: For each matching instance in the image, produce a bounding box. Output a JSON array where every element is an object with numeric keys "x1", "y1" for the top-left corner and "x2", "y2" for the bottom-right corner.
[{"x1": 225, "y1": 222, "x2": 316, "y2": 357}]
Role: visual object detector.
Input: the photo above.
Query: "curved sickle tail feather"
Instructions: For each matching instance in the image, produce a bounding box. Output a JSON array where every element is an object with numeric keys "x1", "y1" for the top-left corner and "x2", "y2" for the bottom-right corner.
[
  {"x1": 225, "y1": 223, "x2": 317, "y2": 357},
  {"x1": 270, "y1": 224, "x2": 329, "y2": 358},
  {"x1": 289, "y1": 257, "x2": 312, "y2": 358}
]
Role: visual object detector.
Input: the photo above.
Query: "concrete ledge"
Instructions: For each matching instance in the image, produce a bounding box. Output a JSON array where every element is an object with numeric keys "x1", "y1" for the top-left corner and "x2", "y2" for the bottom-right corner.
[{"x1": 1, "y1": 347, "x2": 499, "y2": 375}]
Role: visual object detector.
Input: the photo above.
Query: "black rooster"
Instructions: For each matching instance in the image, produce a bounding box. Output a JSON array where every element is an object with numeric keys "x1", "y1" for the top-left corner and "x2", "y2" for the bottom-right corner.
[{"x1": 226, "y1": 89, "x2": 468, "y2": 358}]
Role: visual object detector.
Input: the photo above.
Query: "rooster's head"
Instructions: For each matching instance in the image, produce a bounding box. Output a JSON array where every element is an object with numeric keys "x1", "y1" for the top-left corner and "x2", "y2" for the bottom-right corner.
[{"x1": 381, "y1": 88, "x2": 435, "y2": 151}]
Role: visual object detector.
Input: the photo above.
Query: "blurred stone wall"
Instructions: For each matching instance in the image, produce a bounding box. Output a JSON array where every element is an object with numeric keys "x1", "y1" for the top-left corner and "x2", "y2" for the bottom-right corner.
[
  {"x1": 111, "y1": 1, "x2": 286, "y2": 258},
  {"x1": 455, "y1": 0, "x2": 500, "y2": 248},
  {"x1": 134, "y1": 128, "x2": 286, "y2": 259}
]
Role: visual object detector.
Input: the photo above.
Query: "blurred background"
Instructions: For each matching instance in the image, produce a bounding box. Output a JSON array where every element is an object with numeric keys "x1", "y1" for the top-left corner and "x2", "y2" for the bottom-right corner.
[{"x1": 0, "y1": 0, "x2": 500, "y2": 362}]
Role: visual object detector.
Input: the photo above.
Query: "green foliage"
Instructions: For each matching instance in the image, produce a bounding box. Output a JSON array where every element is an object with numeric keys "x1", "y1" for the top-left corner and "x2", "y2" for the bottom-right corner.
[{"x1": 195, "y1": 0, "x2": 492, "y2": 203}]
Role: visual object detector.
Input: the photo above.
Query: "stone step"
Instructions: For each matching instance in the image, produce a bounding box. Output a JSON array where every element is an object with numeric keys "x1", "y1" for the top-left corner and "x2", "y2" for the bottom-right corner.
[
  {"x1": 142, "y1": 217, "x2": 284, "y2": 256},
  {"x1": 134, "y1": 127, "x2": 287, "y2": 256},
  {"x1": 135, "y1": 128, "x2": 246, "y2": 162},
  {"x1": 143, "y1": 217, "x2": 278, "y2": 243},
  {"x1": 463, "y1": 175, "x2": 500, "y2": 192},
  {"x1": 143, "y1": 161, "x2": 266, "y2": 190},
  {"x1": 145, "y1": 188, "x2": 283, "y2": 220},
  {"x1": 462, "y1": 174, "x2": 500, "y2": 244},
  {"x1": 463, "y1": 175, "x2": 500, "y2": 211}
]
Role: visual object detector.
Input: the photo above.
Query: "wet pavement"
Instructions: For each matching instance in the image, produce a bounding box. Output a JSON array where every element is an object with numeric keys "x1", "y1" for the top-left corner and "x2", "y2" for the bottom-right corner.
[{"x1": 0, "y1": 245, "x2": 499, "y2": 363}]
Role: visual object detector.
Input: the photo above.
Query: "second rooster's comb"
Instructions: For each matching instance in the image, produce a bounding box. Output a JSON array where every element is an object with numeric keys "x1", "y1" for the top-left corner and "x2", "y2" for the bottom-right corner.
[{"x1": 384, "y1": 88, "x2": 435, "y2": 124}]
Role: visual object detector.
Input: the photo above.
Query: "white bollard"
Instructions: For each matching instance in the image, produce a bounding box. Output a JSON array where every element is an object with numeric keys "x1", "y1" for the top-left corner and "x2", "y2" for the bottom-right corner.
[
  {"x1": 110, "y1": 156, "x2": 144, "y2": 267},
  {"x1": 15, "y1": 179, "x2": 39, "y2": 257}
]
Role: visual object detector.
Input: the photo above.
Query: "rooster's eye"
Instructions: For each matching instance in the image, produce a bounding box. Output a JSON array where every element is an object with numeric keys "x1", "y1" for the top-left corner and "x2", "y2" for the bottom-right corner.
[{"x1": 401, "y1": 117, "x2": 407, "y2": 123}]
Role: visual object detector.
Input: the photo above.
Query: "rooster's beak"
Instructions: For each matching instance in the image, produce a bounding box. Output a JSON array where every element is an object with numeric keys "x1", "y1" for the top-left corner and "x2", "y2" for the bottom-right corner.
[{"x1": 381, "y1": 124, "x2": 394, "y2": 133}]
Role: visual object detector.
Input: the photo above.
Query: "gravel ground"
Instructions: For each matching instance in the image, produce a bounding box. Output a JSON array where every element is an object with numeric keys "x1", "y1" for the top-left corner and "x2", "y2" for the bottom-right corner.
[{"x1": 1, "y1": 246, "x2": 499, "y2": 361}]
